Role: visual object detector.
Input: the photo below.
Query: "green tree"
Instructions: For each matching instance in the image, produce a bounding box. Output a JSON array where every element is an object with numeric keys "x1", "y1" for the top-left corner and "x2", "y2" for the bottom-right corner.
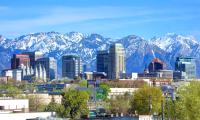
[
  {"x1": 130, "y1": 86, "x2": 163, "y2": 115},
  {"x1": 109, "y1": 93, "x2": 131, "y2": 114},
  {"x1": 74, "y1": 76, "x2": 82, "y2": 81},
  {"x1": 96, "y1": 83, "x2": 110, "y2": 101},
  {"x1": 57, "y1": 88, "x2": 89, "y2": 119},
  {"x1": 79, "y1": 80, "x2": 87, "y2": 88},
  {"x1": 166, "y1": 81, "x2": 200, "y2": 120},
  {"x1": 164, "y1": 98, "x2": 177, "y2": 120},
  {"x1": 5, "y1": 86, "x2": 22, "y2": 97},
  {"x1": 28, "y1": 95, "x2": 46, "y2": 112},
  {"x1": 45, "y1": 97, "x2": 59, "y2": 112},
  {"x1": 0, "y1": 79, "x2": 23, "y2": 98}
]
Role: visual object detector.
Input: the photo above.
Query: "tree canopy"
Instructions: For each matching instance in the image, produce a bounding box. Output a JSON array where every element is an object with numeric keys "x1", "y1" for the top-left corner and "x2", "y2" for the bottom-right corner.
[
  {"x1": 130, "y1": 86, "x2": 164, "y2": 115},
  {"x1": 44, "y1": 97, "x2": 59, "y2": 112},
  {"x1": 79, "y1": 80, "x2": 87, "y2": 88},
  {"x1": 166, "y1": 81, "x2": 200, "y2": 120},
  {"x1": 56, "y1": 88, "x2": 89, "y2": 119},
  {"x1": 96, "y1": 83, "x2": 110, "y2": 101},
  {"x1": 0, "y1": 79, "x2": 23, "y2": 97},
  {"x1": 109, "y1": 93, "x2": 131, "y2": 114}
]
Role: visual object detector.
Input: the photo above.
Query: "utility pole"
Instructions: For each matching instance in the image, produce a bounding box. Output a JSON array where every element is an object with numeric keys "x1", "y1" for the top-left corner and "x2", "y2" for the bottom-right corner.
[
  {"x1": 172, "y1": 94, "x2": 176, "y2": 120},
  {"x1": 149, "y1": 95, "x2": 152, "y2": 114},
  {"x1": 149, "y1": 95, "x2": 152, "y2": 120},
  {"x1": 161, "y1": 99, "x2": 164, "y2": 120}
]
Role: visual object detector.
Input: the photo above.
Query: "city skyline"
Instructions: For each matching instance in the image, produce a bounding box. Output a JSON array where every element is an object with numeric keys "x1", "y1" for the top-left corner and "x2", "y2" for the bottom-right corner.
[
  {"x1": 0, "y1": 0, "x2": 200, "y2": 40},
  {"x1": 0, "y1": 1, "x2": 200, "y2": 119}
]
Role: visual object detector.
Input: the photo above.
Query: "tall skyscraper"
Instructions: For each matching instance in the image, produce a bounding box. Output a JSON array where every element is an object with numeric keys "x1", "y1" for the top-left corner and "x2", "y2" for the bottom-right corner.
[
  {"x1": 35, "y1": 57, "x2": 57, "y2": 81},
  {"x1": 62, "y1": 55, "x2": 82, "y2": 79},
  {"x1": 22, "y1": 51, "x2": 43, "y2": 68},
  {"x1": 148, "y1": 58, "x2": 166, "y2": 73},
  {"x1": 96, "y1": 50, "x2": 109, "y2": 75},
  {"x1": 108, "y1": 43, "x2": 125, "y2": 80},
  {"x1": 11, "y1": 54, "x2": 30, "y2": 69},
  {"x1": 175, "y1": 57, "x2": 196, "y2": 80}
]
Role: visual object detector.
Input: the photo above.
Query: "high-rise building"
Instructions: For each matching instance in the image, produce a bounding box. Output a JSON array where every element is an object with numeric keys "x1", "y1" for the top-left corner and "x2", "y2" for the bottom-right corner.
[
  {"x1": 35, "y1": 57, "x2": 57, "y2": 81},
  {"x1": 22, "y1": 51, "x2": 43, "y2": 68},
  {"x1": 148, "y1": 58, "x2": 166, "y2": 72},
  {"x1": 96, "y1": 50, "x2": 109, "y2": 76},
  {"x1": 11, "y1": 54, "x2": 30, "y2": 69},
  {"x1": 175, "y1": 57, "x2": 196, "y2": 80},
  {"x1": 62, "y1": 55, "x2": 82, "y2": 79},
  {"x1": 108, "y1": 43, "x2": 125, "y2": 80}
]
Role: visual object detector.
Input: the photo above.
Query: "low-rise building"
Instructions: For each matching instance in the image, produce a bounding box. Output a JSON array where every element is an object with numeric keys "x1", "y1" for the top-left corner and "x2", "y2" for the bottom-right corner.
[
  {"x1": 108, "y1": 88, "x2": 138, "y2": 99},
  {"x1": 82, "y1": 72, "x2": 93, "y2": 80},
  {"x1": 36, "y1": 83, "x2": 71, "y2": 93},
  {"x1": 81, "y1": 72, "x2": 107, "y2": 80},
  {"x1": 138, "y1": 70, "x2": 173, "y2": 79},
  {"x1": 138, "y1": 115, "x2": 152, "y2": 120},
  {"x1": 142, "y1": 78, "x2": 171, "y2": 87},
  {"x1": 0, "y1": 112, "x2": 54, "y2": 120},
  {"x1": 26, "y1": 93, "x2": 62, "y2": 104},
  {"x1": 0, "y1": 97, "x2": 29, "y2": 113},
  {"x1": 131, "y1": 73, "x2": 138, "y2": 80},
  {"x1": 1, "y1": 69, "x2": 22, "y2": 81}
]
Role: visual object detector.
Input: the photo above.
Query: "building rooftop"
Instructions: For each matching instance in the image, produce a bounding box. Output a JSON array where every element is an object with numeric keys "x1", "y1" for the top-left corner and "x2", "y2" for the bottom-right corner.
[
  {"x1": 151, "y1": 58, "x2": 164, "y2": 63},
  {"x1": 110, "y1": 43, "x2": 124, "y2": 48}
]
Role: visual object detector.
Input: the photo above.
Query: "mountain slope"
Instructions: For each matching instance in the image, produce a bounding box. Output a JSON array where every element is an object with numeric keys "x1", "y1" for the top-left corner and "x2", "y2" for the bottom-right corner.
[
  {"x1": 0, "y1": 32, "x2": 112, "y2": 74},
  {"x1": 0, "y1": 32, "x2": 199, "y2": 76}
]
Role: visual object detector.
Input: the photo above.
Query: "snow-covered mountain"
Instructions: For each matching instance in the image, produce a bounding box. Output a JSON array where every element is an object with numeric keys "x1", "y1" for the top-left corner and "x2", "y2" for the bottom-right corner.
[
  {"x1": 0, "y1": 31, "x2": 112, "y2": 74},
  {"x1": 151, "y1": 33, "x2": 199, "y2": 54},
  {"x1": 0, "y1": 32, "x2": 199, "y2": 76},
  {"x1": 116, "y1": 35, "x2": 168, "y2": 73}
]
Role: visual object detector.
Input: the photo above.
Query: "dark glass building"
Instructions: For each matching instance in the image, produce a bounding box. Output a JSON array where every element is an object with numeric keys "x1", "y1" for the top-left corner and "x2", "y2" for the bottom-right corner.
[
  {"x1": 22, "y1": 51, "x2": 43, "y2": 68},
  {"x1": 11, "y1": 54, "x2": 30, "y2": 69},
  {"x1": 175, "y1": 57, "x2": 196, "y2": 80},
  {"x1": 148, "y1": 58, "x2": 166, "y2": 73},
  {"x1": 36, "y1": 57, "x2": 57, "y2": 81},
  {"x1": 96, "y1": 50, "x2": 109, "y2": 76},
  {"x1": 62, "y1": 55, "x2": 82, "y2": 79}
]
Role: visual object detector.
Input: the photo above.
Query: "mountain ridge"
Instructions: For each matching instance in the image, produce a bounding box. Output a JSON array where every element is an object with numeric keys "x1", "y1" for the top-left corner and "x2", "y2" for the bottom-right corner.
[{"x1": 0, "y1": 31, "x2": 199, "y2": 77}]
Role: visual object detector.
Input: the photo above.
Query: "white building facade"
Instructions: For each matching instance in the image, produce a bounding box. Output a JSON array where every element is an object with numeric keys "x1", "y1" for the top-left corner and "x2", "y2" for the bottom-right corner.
[
  {"x1": 0, "y1": 98, "x2": 29, "y2": 113},
  {"x1": 2, "y1": 69, "x2": 22, "y2": 81}
]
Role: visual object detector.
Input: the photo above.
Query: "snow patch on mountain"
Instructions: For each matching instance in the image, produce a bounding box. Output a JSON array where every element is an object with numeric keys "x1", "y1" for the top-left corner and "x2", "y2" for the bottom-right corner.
[
  {"x1": 0, "y1": 32, "x2": 200, "y2": 76},
  {"x1": 151, "y1": 33, "x2": 199, "y2": 53}
]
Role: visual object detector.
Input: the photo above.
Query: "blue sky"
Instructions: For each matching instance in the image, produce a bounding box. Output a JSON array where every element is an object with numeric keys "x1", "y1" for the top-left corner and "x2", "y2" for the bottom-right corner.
[{"x1": 0, "y1": 0, "x2": 200, "y2": 40}]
